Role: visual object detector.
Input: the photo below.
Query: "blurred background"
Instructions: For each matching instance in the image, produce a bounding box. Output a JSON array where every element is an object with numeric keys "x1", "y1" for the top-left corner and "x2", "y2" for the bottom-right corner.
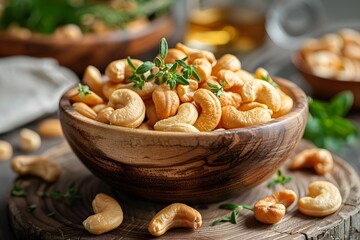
[{"x1": 1, "y1": 0, "x2": 360, "y2": 238}]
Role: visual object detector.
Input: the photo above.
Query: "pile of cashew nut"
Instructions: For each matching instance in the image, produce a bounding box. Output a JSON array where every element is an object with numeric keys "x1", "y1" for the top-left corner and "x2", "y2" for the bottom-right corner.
[
  {"x1": 70, "y1": 43, "x2": 294, "y2": 132},
  {"x1": 300, "y1": 28, "x2": 360, "y2": 81}
]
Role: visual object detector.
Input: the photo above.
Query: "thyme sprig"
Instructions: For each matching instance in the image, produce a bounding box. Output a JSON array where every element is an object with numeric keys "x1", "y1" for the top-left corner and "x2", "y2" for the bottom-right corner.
[
  {"x1": 127, "y1": 38, "x2": 200, "y2": 90},
  {"x1": 261, "y1": 74, "x2": 279, "y2": 88},
  {"x1": 211, "y1": 203, "x2": 253, "y2": 226},
  {"x1": 267, "y1": 170, "x2": 293, "y2": 188},
  {"x1": 11, "y1": 180, "x2": 27, "y2": 197},
  {"x1": 37, "y1": 182, "x2": 81, "y2": 206},
  {"x1": 207, "y1": 81, "x2": 225, "y2": 97}
]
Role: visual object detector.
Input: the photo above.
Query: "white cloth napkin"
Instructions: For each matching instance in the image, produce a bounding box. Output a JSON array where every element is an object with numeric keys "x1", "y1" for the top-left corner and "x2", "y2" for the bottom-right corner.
[{"x1": 0, "y1": 56, "x2": 78, "y2": 134}]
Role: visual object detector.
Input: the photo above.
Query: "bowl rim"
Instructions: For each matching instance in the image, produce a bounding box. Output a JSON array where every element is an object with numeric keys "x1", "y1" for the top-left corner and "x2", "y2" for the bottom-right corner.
[{"x1": 59, "y1": 77, "x2": 308, "y2": 138}]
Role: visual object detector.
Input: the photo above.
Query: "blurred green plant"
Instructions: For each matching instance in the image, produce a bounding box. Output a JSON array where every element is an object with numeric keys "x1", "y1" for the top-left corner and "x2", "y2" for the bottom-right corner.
[
  {"x1": 304, "y1": 91, "x2": 358, "y2": 152},
  {"x1": 0, "y1": 0, "x2": 173, "y2": 34}
]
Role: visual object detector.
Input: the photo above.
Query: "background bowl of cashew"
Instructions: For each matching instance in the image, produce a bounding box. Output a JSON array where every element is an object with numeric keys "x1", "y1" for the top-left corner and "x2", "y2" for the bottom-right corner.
[{"x1": 292, "y1": 26, "x2": 360, "y2": 109}]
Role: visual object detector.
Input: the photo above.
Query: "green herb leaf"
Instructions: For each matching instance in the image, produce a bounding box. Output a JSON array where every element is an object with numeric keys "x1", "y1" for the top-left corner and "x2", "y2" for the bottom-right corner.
[
  {"x1": 304, "y1": 92, "x2": 358, "y2": 152},
  {"x1": 207, "y1": 82, "x2": 225, "y2": 97},
  {"x1": 136, "y1": 61, "x2": 153, "y2": 75},
  {"x1": 267, "y1": 169, "x2": 293, "y2": 188},
  {"x1": 36, "y1": 182, "x2": 81, "y2": 206},
  {"x1": 11, "y1": 180, "x2": 27, "y2": 197},
  {"x1": 127, "y1": 56, "x2": 137, "y2": 71},
  {"x1": 77, "y1": 83, "x2": 90, "y2": 99},
  {"x1": 260, "y1": 74, "x2": 279, "y2": 88},
  {"x1": 28, "y1": 203, "x2": 37, "y2": 212},
  {"x1": 160, "y1": 37, "x2": 168, "y2": 59},
  {"x1": 211, "y1": 203, "x2": 253, "y2": 226}
]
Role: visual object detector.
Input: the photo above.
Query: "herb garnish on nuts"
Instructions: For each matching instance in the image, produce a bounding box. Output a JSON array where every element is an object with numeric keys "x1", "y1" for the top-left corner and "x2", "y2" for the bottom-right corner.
[
  {"x1": 11, "y1": 180, "x2": 27, "y2": 197},
  {"x1": 267, "y1": 170, "x2": 293, "y2": 188},
  {"x1": 127, "y1": 38, "x2": 200, "y2": 90},
  {"x1": 77, "y1": 83, "x2": 91, "y2": 99},
  {"x1": 207, "y1": 81, "x2": 225, "y2": 97},
  {"x1": 211, "y1": 203, "x2": 253, "y2": 226}
]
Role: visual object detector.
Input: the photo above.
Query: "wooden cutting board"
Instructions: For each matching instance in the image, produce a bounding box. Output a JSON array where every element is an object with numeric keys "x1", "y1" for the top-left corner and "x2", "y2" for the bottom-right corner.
[{"x1": 8, "y1": 140, "x2": 360, "y2": 239}]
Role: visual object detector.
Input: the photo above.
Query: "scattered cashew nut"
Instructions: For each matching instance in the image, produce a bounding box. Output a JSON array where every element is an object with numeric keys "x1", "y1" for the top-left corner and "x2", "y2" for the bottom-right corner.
[
  {"x1": 19, "y1": 128, "x2": 41, "y2": 152},
  {"x1": 37, "y1": 119, "x2": 63, "y2": 138},
  {"x1": 298, "y1": 181, "x2": 342, "y2": 217},
  {"x1": 289, "y1": 148, "x2": 333, "y2": 175},
  {"x1": 154, "y1": 103, "x2": 198, "y2": 131},
  {"x1": 148, "y1": 203, "x2": 202, "y2": 237},
  {"x1": 108, "y1": 89, "x2": 145, "y2": 128},
  {"x1": 254, "y1": 189, "x2": 297, "y2": 224},
  {"x1": 0, "y1": 140, "x2": 13, "y2": 162},
  {"x1": 11, "y1": 155, "x2": 61, "y2": 182},
  {"x1": 83, "y1": 193, "x2": 123, "y2": 235}
]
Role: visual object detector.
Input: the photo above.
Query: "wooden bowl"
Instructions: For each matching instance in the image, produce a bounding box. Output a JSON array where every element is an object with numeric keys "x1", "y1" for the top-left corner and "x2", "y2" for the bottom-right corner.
[
  {"x1": 59, "y1": 78, "x2": 308, "y2": 203},
  {"x1": 292, "y1": 51, "x2": 360, "y2": 109},
  {"x1": 0, "y1": 14, "x2": 176, "y2": 76}
]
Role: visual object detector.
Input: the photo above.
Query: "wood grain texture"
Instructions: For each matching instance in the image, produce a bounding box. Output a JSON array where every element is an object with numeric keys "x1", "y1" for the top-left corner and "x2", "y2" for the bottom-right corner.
[
  {"x1": 0, "y1": 14, "x2": 175, "y2": 75},
  {"x1": 8, "y1": 140, "x2": 360, "y2": 239},
  {"x1": 59, "y1": 78, "x2": 308, "y2": 203}
]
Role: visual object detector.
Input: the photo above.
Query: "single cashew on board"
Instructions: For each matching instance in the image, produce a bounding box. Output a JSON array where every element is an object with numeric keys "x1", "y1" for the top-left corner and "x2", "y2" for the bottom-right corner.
[
  {"x1": 148, "y1": 203, "x2": 202, "y2": 237},
  {"x1": 11, "y1": 155, "x2": 61, "y2": 182},
  {"x1": 298, "y1": 181, "x2": 342, "y2": 217},
  {"x1": 83, "y1": 193, "x2": 124, "y2": 235},
  {"x1": 254, "y1": 189, "x2": 297, "y2": 224},
  {"x1": 19, "y1": 128, "x2": 41, "y2": 153},
  {"x1": 289, "y1": 148, "x2": 333, "y2": 175},
  {"x1": 0, "y1": 140, "x2": 13, "y2": 162}
]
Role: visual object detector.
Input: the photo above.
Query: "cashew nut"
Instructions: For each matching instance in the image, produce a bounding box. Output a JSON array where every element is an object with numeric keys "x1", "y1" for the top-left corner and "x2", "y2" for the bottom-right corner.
[
  {"x1": 163, "y1": 123, "x2": 200, "y2": 133},
  {"x1": 163, "y1": 48, "x2": 187, "y2": 64},
  {"x1": 19, "y1": 128, "x2": 41, "y2": 152},
  {"x1": 152, "y1": 85, "x2": 180, "y2": 120},
  {"x1": 37, "y1": 119, "x2": 63, "y2": 138},
  {"x1": 102, "y1": 81, "x2": 122, "y2": 100},
  {"x1": 215, "y1": 69, "x2": 244, "y2": 89},
  {"x1": 234, "y1": 69, "x2": 255, "y2": 83},
  {"x1": 11, "y1": 155, "x2": 61, "y2": 182},
  {"x1": 154, "y1": 103, "x2": 199, "y2": 131},
  {"x1": 72, "y1": 102, "x2": 97, "y2": 120},
  {"x1": 148, "y1": 203, "x2": 202, "y2": 237},
  {"x1": 137, "y1": 122, "x2": 154, "y2": 130},
  {"x1": 298, "y1": 181, "x2": 342, "y2": 217},
  {"x1": 83, "y1": 193, "x2": 123, "y2": 235},
  {"x1": 272, "y1": 89, "x2": 294, "y2": 118},
  {"x1": 289, "y1": 148, "x2": 333, "y2": 175},
  {"x1": 176, "y1": 43, "x2": 215, "y2": 64},
  {"x1": 0, "y1": 140, "x2": 13, "y2": 162},
  {"x1": 144, "y1": 99, "x2": 159, "y2": 127},
  {"x1": 69, "y1": 88, "x2": 104, "y2": 106},
  {"x1": 212, "y1": 54, "x2": 241, "y2": 76},
  {"x1": 238, "y1": 102, "x2": 269, "y2": 111},
  {"x1": 240, "y1": 79, "x2": 282, "y2": 112},
  {"x1": 221, "y1": 106, "x2": 272, "y2": 129},
  {"x1": 192, "y1": 58, "x2": 212, "y2": 81},
  {"x1": 95, "y1": 107, "x2": 114, "y2": 124},
  {"x1": 108, "y1": 89, "x2": 145, "y2": 128},
  {"x1": 176, "y1": 79, "x2": 198, "y2": 102},
  {"x1": 105, "y1": 58, "x2": 143, "y2": 83},
  {"x1": 92, "y1": 104, "x2": 107, "y2": 113},
  {"x1": 114, "y1": 81, "x2": 158, "y2": 100},
  {"x1": 193, "y1": 89, "x2": 222, "y2": 132},
  {"x1": 219, "y1": 91, "x2": 242, "y2": 108},
  {"x1": 83, "y1": 65, "x2": 106, "y2": 99},
  {"x1": 254, "y1": 189, "x2": 297, "y2": 224}
]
